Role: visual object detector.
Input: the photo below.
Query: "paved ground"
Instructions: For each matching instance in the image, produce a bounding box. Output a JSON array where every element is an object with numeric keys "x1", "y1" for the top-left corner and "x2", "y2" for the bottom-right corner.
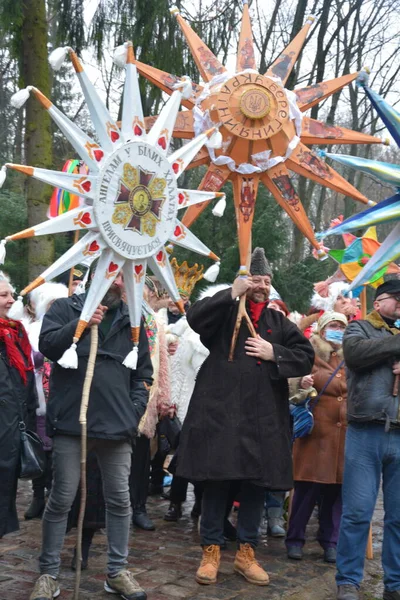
[{"x1": 0, "y1": 480, "x2": 386, "y2": 600}]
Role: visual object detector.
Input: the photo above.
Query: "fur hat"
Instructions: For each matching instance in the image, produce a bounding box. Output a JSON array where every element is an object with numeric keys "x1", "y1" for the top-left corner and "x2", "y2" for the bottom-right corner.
[
  {"x1": 250, "y1": 247, "x2": 272, "y2": 277},
  {"x1": 30, "y1": 283, "x2": 69, "y2": 320},
  {"x1": 318, "y1": 310, "x2": 348, "y2": 332},
  {"x1": 311, "y1": 282, "x2": 350, "y2": 312}
]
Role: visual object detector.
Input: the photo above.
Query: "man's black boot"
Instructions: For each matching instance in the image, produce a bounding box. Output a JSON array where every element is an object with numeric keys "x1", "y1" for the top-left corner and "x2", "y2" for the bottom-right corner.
[
  {"x1": 132, "y1": 507, "x2": 155, "y2": 531},
  {"x1": 164, "y1": 502, "x2": 182, "y2": 522},
  {"x1": 24, "y1": 496, "x2": 45, "y2": 520}
]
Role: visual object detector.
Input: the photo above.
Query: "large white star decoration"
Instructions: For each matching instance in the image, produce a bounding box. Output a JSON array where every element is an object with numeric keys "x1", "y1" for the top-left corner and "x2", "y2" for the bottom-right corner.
[{"x1": 0, "y1": 42, "x2": 223, "y2": 369}]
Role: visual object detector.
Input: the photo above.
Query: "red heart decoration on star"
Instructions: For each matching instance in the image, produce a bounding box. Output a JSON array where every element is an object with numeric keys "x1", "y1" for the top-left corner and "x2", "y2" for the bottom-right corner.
[
  {"x1": 108, "y1": 262, "x2": 119, "y2": 273},
  {"x1": 178, "y1": 193, "x2": 185, "y2": 205},
  {"x1": 172, "y1": 162, "x2": 180, "y2": 174},
  {"x1": 156, "y1": 251, "x2": 163, "y2": 262},
  {"x1": 134, "y1": 125, "x2": 142, "y2": 136},
  {"x1": 158, "y1": 136, "x2": 167, "y2": 150},
  {"x1": 89, "y1": 241, "x2": 99, "y2": 252},
  {"x1": 81, "y1": 212, "x2": 91, "y2": 225},
  {"x1": 134, "y1": 265, "x2": 143, "y2": 275},
  {"x1": 94, "y1": 149, "x2": 104, "y2": 162},
  {"x1": 82, "y1": 180, "x2": 91, "y2": 192},
  {"x1": 174, "y1": 226, "x2": 182, "y2": 237},
  {"x1": 110, "y1": 130, "x2": 120, "y2": 143}
]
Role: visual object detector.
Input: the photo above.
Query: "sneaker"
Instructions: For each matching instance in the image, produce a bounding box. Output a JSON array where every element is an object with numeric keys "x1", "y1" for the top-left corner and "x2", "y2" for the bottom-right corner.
[
  {"x1": 29, "y1": 575, "x2": 60, "y2": 600},
  {"x1": 337, "y1": 584, "x2": 360, "y2": 600},
  {"x1": 104, "y1": 570, "x2": 147, "y2": 599},
  {"x1": 324, "y1": 547, "x2": 337, "y2": 563},
  {"x1": 287, "y1": 545, "x2": 303, "y2": 560}
]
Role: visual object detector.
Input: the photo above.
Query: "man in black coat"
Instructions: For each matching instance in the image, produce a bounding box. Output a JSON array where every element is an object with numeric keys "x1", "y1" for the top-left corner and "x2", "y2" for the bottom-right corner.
[
  {"x1": 30, "y1": 267, "x2": 153, "y2": 600},
  {"x1": 177, "y1": 248, "x2": 314, "y2": 587}
]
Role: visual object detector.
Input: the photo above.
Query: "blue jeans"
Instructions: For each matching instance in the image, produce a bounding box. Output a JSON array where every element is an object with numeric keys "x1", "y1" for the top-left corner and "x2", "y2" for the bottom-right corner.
[{"x1": 336, "y1": 422, "x2": 400, "y2": 592}]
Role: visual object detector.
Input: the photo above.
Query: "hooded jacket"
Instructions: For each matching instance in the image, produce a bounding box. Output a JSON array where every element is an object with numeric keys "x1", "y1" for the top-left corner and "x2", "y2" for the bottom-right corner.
[
  {"x1": 343, "y1": 310, "x2": 400, "y2": 427},
  {"x1": 39, "y1": 294, "x2": 153, "y2": 440}
]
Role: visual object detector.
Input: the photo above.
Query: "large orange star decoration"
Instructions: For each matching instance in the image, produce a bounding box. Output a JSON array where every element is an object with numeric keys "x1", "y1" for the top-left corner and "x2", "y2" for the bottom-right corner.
[{"x1": 133, "y1": 1, "x2": 384, "y2": 272}]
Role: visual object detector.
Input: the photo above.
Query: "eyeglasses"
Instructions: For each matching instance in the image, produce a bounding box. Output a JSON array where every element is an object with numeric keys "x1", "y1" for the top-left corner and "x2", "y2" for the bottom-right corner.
[{"x1": 376, "y1": 294, "x2": 400, "y2": 302}]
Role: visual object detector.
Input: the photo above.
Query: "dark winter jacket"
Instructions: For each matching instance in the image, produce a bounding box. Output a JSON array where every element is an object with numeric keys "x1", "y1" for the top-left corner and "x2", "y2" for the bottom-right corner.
[
  {"x1": 177, "y1": 289, "x2": 314, "y2": 490},
  {"x1": 0, "y1": 339, "x2": 37, "y2": 537},
  {"x1": 39, "y1": 294, "x2": 153, "y2": 441},
  {"x1": 343, "y1": 310, "x2": 400, "y2": 427}
]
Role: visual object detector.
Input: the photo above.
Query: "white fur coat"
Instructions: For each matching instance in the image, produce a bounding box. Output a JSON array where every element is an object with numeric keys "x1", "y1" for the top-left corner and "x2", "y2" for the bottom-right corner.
[{"x1": 158, "y1": 308, "x2": 209, "y2": 422}]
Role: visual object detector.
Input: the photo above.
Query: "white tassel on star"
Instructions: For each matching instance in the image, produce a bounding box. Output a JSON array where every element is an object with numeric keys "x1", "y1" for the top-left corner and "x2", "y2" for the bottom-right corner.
[
  {"x1": 11, "y1": 87, "x2": 33, "y2": 108},
  {"x1": 49, "y1": 47, "x2": 71, "y2": 71},
  {"x1": 204, "y1": 261, "x2": 220, "y2": 282},
  {"x1": 122, "y1": 345, "x2": 138, "y2": 370},
  {"x1": 58, "y1": 342, "x2": 78, "y2": 368},
  {"x1": 113, "y1": 43, "x2": 128, "y2": 68},
  {"x1": 173, "y1": 76, "x2": 193, "y2": 100},
  {"x1": 0, "y1": 165, "x2": 7, "y2": 188},
  {"x1": 207, "y1": 130, "x2": 223, "y2": 149},
  {"x1": 0, "y1": 239, "x2": 6, "y2": 264},
  {"x1": 8, "y1": 295, "x2": 24, "y2": 320},
  {"x1": 212, "y1": 196, "x2": 226, "y2": 217}
]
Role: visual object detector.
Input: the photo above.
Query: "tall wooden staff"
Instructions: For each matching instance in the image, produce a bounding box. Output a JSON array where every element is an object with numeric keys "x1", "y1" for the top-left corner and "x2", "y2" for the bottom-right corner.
[
  {"x1": 228, "y1": 174, "x2": 260, "y2": 361},
  {"x1": 360, "y1": 287, "x2": 374, "y2": 560}
]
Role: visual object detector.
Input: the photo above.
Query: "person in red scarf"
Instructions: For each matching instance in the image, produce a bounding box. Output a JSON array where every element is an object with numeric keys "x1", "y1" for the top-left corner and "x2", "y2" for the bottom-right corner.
[
  {"x1": 0, "y1": 273, "x2": 37, "y2": 537},
  {"x1": 177, "y1": 248, "x2": 314, "y2": 587}
]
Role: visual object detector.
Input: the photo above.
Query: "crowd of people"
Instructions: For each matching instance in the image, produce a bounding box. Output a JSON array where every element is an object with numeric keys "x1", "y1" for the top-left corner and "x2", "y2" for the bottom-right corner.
[{"x1": 1, "y1": 247, "x2": 400, "y2": 600}]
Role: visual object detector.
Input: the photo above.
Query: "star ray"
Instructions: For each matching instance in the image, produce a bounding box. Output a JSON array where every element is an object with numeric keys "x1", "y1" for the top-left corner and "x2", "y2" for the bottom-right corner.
[
  {"x1": 148, "y1": 251, "x2": 184, "y2": 311},
  {"x1": 68, "y1": 50, "x2": 123, "y2": 152},
  {"x1": 236, "y1": 1, "x2": 257, "y2": 72},
  {"x1": 6, "y1": 163, "x2": 97, "y2": 201},
  {"x1": 171, "y1": 8, "x2": 227, "y2": 83},
  {"x1": 295, "y1": 73, "x2": 359, "y2": 112},
  {"x1": 301, "y1": 117, "x2": 384, "y2": 146},
  {"x1": 121, "y1": 43, "x2": 146, "y2": 140},
  {"x1": 5, "y1": 206, "x2": 96, "y2": 241},
  {"x1": 265, "y1": 16, "x2": 315, "y2": 85},
  {"x1": 20, "y1": 232, "x2": 104, "y2": 297},
  {"x1": 261, "y1": 164, "x2": 323, "y2": 254},
  {"x1": 287, "y1": 143, "x2": 371, "y2": 205}
]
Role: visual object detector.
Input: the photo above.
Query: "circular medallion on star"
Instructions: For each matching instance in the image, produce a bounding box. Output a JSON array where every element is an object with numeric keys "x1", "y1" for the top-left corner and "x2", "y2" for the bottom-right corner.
[
  {"x1": 132, "y1": 2, "x2": 384, "y2": 268},
  {"x1": 0, "y1": 42, "x2": 223, "y2": 368}
]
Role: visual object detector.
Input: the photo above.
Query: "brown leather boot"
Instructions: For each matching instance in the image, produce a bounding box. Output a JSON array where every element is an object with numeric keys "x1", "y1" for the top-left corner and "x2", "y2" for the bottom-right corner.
[
  {"x1": 195, "y1": 545, "x2": 221, "y2": 585},
  {"x1": 234, "y1": 543, "x2": 269, "y2": 586}
]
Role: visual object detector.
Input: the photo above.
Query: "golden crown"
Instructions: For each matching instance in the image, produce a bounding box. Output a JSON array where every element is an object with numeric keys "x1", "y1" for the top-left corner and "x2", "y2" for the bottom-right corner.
[{"x1": 170, "y1": 257, "x2": 204, "y2": 297}]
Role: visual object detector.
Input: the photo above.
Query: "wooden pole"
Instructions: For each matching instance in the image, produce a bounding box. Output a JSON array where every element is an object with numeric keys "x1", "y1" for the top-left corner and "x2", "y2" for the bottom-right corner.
[
  {"x1": 360, "y1": 286, "x2": 367, "y2": 319},
  {"x1": 359, "y1": 287, "x2": 374, "y2": 559},
  {"x1": 366, "y1": 526, "x2": 373, "y2": 560},
  {"x1": 229, "y1": 233, "x2": 257, "y2": 361},
  {"x1": 73, "y1": 325, "x2": 98, "y2": 600},
  {"x1": 68, "y1": 231, "x2": 80, "y2": 295}
]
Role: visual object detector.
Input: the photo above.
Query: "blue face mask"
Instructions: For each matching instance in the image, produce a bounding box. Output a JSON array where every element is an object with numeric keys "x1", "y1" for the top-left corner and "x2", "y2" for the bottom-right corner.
[{"x1": 325, "y1": 328, "x2": 344, "y2": 344}]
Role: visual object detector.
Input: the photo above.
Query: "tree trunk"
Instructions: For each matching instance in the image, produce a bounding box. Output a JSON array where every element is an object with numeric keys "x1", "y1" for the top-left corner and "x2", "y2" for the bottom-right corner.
[{"x1": 21, "y1": 0, "x2": 53, "y2": 279}]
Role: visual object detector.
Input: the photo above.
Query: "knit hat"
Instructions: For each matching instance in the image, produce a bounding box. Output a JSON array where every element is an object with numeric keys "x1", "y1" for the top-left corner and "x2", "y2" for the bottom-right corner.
[
  {"x1": 311, "y1": 282, "x2": 350, "y2": 312},
  {"x1": 250, "y1": 247, "x2": 272, "y2": 277},
  {"x1": 318, "y1": 311, "x2": 348, "y2": 332}
]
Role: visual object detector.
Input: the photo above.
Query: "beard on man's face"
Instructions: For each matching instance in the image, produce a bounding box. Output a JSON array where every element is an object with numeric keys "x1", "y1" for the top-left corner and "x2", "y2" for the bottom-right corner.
[{"x1": 101, "y1": 284, "x2": 122, "y2": 309}]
